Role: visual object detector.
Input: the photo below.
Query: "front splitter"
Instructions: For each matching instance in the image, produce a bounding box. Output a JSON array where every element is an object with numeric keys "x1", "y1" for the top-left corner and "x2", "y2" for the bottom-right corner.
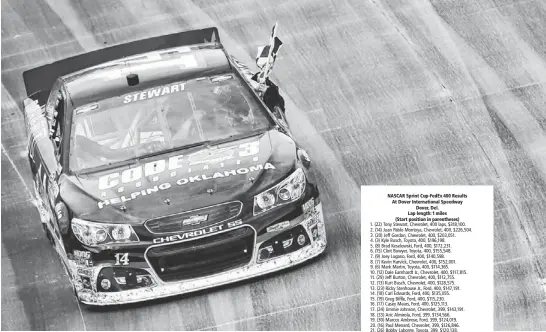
[{"x1": 76, "y1": 203, "x2": 327, "y2": 306}]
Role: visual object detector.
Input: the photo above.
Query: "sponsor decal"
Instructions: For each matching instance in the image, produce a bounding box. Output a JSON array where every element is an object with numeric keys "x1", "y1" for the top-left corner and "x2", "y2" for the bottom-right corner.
[
  {"x1": 77, "y1": 267, "x2": 93, "y2": 278},
  {"x1": 75, "y1": 103, "x2": 99, "y2": 115},
  {"x1": 188, "y1": 147, "x2": 236, "y2": 166},
  {"x1": 47, "y1": 179, "x2": 59, "y2": 206},
  {"x1": 98, "y1": 141, "x2": 261, "y2": 191},
  {"x1": 210, "y1": 75, "x2": 234, "y2": 83},
  {"x1": 74, "y1": 250, "x2": 91, "y2": 259},
  {"x1": 74, "y1": 250, "x2": 93, "y2": 267},
  {"x1": 307, "y1": 214, "x2": 319, "y2": 229},
  {"x1": 302, "y1": 199, "x2": 316, "y2": 216},
  {"x1": 35, "y1": 164, "x2": 63, "y2": 240},
  {"x1": 123, "y1": 82, "x2": 187, "y2": 104},
  {"x1": 182, "y1": 214, "x2": 208, "y2": 226},
  {"x1": 266, "y1": 220, "x2": 290, "y2": 233},
  {"x1": 152, "y1": 219, "x2": 243, "y2": 244},
  {"x1": 97, "y1": 162, "x2": 276, "y2": 209}
]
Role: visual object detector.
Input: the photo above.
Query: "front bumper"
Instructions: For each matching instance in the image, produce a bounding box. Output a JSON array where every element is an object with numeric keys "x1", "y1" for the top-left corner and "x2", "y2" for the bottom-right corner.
[{"x1": 72, "y1": 203, "x2": 327, "y2": 306}]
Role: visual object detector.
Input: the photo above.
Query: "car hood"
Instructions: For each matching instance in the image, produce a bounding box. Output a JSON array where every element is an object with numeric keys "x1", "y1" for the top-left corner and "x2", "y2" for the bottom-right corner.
[{"x1": 59, "y1": 130, "x2": 297, "y2": 224}]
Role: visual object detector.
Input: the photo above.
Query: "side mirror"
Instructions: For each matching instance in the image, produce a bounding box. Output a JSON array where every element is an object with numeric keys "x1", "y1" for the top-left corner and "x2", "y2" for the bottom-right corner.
[{"x1": 255, "y1": 46, "x2": 268, "y2": 69}]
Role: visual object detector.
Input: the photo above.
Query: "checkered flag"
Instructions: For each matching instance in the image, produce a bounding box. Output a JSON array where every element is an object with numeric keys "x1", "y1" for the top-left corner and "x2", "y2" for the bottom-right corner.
[{"x1": 253, "y1": 23, "x2": 283, "y2": 84}]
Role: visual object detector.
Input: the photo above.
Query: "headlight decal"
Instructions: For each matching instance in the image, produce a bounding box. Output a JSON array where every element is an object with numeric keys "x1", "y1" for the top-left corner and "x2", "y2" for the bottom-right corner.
[
  {"x1": 71, "y1": 218, "x2": 140, "y2": 246},
  {"x1": 253, "y1": 168, "x2": 306, "y2": 216}
]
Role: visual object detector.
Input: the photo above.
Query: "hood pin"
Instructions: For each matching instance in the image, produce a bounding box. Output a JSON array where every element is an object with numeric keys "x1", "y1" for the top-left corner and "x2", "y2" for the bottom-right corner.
[
  {"x1": 249, "y1": 176, "x2": 255, "y2": 183},
  {"x1": 164, "y1": 198, "x2": 171, "y2": 205},
  {"x1": 120, "y1": 205, "x2": 127, "y2": 212},
  {"x1": 207, "y1": 188, "x2": 214, "y2": 195}
]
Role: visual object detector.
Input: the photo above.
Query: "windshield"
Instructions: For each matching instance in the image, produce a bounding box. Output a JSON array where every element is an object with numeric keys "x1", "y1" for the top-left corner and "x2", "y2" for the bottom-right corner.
[{"x1": 69, "y1": 74, "x2": 273, "y2": 172}]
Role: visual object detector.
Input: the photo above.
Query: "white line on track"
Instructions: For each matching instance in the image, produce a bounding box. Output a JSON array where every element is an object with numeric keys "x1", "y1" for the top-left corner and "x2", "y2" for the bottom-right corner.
[
  {"x1": 37, "y1": 2, "x2": 98, "y2": 327},
  {"x1": 540, "y1": 278, "x2": 546, "y2": 303},
  {"x1": 1, "y1": 13, "x2": 175, "y2": 60},
  {"x1": 1, "y1": 118, "x2": 24, "y2": 125},
  {"x1": 494, "y1": 249, "x2": 546, "y2": 266},
  {"x1": 197, "y1": 292, "x2": 361, "y2": 330},
  {"x1": 1, "y1": 144, "x2": 32, "y2": 200},
  {"x1": 0, "y1": 243, "x2": 32, "y2": 330},
  {"x1": 43, "y1": 0, "x2": 103, "y2": 51},
  {"x1": 75, "y1": 302, "x2": 87, "y2": 331},
  {"x1": 324, "y1": 207, "x2": 360, "y2": 217},
  {"x1": 1, "y1": 84, "x2": 33, "y2": 198}
]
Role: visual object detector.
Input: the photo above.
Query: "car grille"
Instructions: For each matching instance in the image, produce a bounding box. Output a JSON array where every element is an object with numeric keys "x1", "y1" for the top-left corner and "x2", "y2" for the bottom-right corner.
[
  {"x1": 145, "y1": 201, "x2": 242, "y2": 234},
  {"x1": 146, "y1": 226, "x2": 255, "y2": 282}
]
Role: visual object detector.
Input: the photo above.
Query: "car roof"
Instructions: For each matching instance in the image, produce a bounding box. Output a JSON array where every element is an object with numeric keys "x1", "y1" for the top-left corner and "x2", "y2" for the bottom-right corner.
[{"x1": 63, "y1": 43, "x2": 232, "y2": 108}]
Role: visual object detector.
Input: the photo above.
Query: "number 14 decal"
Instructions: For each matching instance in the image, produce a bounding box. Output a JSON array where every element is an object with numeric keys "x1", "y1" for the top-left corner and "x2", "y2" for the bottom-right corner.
[{"x1": 115, "y1": 253, "x2": 129, "y2": 266}]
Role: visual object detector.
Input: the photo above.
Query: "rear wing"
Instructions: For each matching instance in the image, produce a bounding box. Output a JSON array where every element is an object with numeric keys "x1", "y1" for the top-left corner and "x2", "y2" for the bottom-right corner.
[{"x1": 22, "y1": 27, "x2": 220, "y2": 105}]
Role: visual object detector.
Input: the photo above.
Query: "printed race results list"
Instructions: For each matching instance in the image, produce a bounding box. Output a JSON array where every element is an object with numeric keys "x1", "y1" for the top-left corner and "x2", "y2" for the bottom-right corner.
[{"x1": 362, "y1": 186, "x2": 494, "y2": 332}]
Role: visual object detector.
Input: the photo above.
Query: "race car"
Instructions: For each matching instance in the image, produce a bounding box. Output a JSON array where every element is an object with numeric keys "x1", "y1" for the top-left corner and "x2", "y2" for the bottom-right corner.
[{"x1": 22, "y1": 25, "x2": 327, "y2": 306}]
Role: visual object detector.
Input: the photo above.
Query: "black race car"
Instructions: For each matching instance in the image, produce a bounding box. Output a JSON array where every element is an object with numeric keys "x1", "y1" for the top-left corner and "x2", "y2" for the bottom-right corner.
[{"x1": 22, "y1": 25, "x2": 327, "y2": 306}]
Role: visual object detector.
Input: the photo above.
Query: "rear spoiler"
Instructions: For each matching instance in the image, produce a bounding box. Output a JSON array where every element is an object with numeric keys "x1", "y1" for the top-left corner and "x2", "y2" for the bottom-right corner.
[{"x1": 22, "y1": 27, "x2": 220, "y2": 105}]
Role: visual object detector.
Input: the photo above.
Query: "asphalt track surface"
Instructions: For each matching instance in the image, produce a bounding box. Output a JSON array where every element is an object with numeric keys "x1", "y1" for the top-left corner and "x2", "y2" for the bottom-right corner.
[{"x1": 1, "y1": 0, "x2": 546, "y2": 330}]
